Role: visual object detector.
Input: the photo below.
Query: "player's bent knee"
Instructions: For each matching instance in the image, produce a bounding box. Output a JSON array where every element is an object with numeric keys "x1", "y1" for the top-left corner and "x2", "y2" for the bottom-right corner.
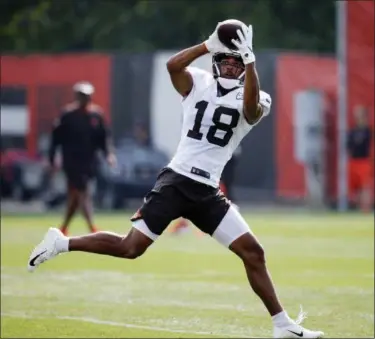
[
  {"x1": 118, "y1": 237, "x2": 148, "y2": 260},
  {"x1": 241, "y1": 242, "x2": 265, "y2": 267},
  {"x1": 118, "y1": 222, "x2": 155, "y2": 259},
  {"x1": 230, "y1": 233, "x2": 266, "y2": 266},
  {"x1": 121, "y1": 244, "x2": 146, "y2": 260}
]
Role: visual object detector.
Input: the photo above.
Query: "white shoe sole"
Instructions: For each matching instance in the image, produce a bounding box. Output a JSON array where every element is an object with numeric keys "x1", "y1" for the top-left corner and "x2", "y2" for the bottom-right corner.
[{"x1": 275, "y1": 330, "x2": 324, "y2": 338}]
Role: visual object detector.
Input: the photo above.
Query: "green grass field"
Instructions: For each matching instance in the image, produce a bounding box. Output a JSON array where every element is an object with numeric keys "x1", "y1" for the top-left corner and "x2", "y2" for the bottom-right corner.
[{"x1": 1, "y1": 211, "x2": 374, "y2": 338}]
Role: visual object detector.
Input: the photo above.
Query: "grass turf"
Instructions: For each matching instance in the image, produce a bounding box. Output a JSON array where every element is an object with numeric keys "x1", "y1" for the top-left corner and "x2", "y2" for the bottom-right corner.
[{"x1": 1, "y1": 211, "x2": 374, "y2": 338}]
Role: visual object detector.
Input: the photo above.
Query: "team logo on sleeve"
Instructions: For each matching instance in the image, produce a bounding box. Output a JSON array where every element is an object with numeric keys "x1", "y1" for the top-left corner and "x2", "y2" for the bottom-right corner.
[{"x1": 236, "y1": 92, "x2": 243, "y2": 100}]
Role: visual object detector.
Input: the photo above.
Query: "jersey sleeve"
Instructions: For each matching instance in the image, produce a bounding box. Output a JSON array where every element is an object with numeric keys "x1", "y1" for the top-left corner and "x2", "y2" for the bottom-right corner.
[
  {"x1": 184, "y1": 66, "x2": 212, "y2": 102},
  {"x1": 238, "y1": 89, "x2": 272, "y2": 126},
  {"x1": 259, "y1": 90, "x2": 272, "y2": 116},
  {"x1": 187, "y1": 66, "x2": 211, "y2": 84}
]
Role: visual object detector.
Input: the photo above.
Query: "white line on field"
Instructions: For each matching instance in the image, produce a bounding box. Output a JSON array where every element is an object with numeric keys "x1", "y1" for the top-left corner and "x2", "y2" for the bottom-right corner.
[
  {"x1": 59, "y1": 315, "x2": 250, "y2": 337},
  {"x1": 1, "y1": 312, "x2": 250, "y2": 338}
]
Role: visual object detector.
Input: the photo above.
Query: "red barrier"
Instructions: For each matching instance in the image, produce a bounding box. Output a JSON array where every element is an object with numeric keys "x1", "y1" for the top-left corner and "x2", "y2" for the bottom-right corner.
[
  {"x1": 346, "y1": 0, "x2": 375, "y2": 203},
  {"x1": 275, "y1": 54, "x2": 337, "y2": 198},
  {"x1": 1, "y1": 54, "x2": 111, "y2": 155}
]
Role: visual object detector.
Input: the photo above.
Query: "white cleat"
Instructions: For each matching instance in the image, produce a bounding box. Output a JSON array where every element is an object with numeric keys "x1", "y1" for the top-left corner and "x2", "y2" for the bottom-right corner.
[
  {"x1": 274, "y1": 323, "x2": 324, "y2": 338},
  {"x1": 27, "y1": 227, "x2": 64, "y2": 272},
  {"x1": 273, "y1": 307, "x2": 324, "y2": 338}
]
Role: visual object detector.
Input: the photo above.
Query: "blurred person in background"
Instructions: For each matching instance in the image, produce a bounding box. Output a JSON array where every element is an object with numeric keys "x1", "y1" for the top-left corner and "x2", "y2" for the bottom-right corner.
[
  {"x1": 133, "y1": 121, "x2": 150, "y2": 146},
  {"x1": 49, "y1": 82, "x2": 116, "y2": 235},
  {"x1": 347, "y1": 106, "x2": 373, "y2": 212}
]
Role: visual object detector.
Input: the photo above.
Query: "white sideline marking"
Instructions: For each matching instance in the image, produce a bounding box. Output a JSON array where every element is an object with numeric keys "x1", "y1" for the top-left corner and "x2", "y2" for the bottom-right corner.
[{"x1": 1, "y1": 312, "x2": 249, "y2": 338}]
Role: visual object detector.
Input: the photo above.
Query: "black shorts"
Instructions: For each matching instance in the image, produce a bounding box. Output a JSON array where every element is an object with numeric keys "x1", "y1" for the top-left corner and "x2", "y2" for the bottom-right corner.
[
  {"x1": 63, "y1": 167, "x2": 94, "y2": 191},
  {"x1": 131, "y1": 167, "x2": 230, "y2": 236}
]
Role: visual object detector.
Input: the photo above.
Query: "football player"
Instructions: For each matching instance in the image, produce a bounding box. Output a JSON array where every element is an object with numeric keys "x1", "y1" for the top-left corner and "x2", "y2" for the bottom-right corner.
[{"x1": 28, "y1": 23, "x2": 324, "y2": 338}]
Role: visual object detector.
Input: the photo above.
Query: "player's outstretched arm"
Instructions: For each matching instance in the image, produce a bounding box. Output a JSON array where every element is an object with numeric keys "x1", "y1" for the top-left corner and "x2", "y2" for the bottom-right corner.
[
  {"x1": 166, "y1": 43, "x2": 209, "y2": 97},
  {"x1": 231, "y1": 25, "x2": 263, "y2": 124},
  {"x1": 167, "y1": 23, "x2": 228, "y2": 97},
  {"x1": 243, "y1": 62, "x2": 262, "y2": 124}
]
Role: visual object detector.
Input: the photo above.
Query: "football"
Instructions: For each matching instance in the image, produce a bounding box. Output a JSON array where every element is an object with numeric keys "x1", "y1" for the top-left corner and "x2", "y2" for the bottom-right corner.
[{"x1": 217, "y1": 19, "x2": 245, "y2": 50}]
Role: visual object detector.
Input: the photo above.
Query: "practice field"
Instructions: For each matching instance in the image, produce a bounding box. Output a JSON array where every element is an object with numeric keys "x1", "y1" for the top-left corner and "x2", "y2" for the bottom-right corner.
[{"x1": 1, "y1": 211, "x2": 374, "y2": 338}]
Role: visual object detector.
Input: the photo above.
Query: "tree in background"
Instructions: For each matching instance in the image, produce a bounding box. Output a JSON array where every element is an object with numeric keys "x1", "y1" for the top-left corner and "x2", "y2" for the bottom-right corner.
[{"x1": 0, "y1": 0, "x2": 335, "y2": 53}]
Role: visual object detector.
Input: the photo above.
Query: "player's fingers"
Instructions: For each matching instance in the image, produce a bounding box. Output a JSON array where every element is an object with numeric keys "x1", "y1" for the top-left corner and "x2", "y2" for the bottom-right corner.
[
  {"x1": 236, "y1": 29, "x2": 245, "y2": 42},
  {"x1": 241, "y1": 23, "x2": 248, "y2": 33},
  {"x1": 247, "y1": 25, "x2": 253, "y2": 36},
  {"x1": 231, "y1": 39, "x2": 241, "y2": 49},
  {"x1": 236, "y1": 29, "x2": 246, "y2": 43},
  {"x1": 240, "y1": 23, "x2": 250, "y2": 37}
]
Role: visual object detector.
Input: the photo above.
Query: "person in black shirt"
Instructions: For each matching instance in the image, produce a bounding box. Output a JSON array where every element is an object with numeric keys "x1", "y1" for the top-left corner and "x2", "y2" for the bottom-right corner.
[
  {"x1": 49, "y1": 82, "x2": 116, "y2": 234},
  {"x1": 347, "y1": 106, "x2": 373, "y2": 211}
]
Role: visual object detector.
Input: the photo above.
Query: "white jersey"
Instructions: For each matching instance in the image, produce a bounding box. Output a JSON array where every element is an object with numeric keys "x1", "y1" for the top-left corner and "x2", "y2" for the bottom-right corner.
[{"x1": 168, "y1": 66, "x2": 272, "y2": 188}]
